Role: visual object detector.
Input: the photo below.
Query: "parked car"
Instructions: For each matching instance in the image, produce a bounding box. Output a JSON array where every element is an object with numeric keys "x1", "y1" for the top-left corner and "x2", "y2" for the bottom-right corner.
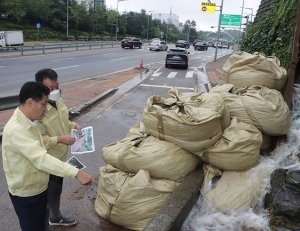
[
  {"x1": 149, "y1": 38, "x2": 160, "y2": 45},
  {"x1": 165, "y1": 48, "x2": 190, "y2": 69},
  {"x1": 194, "y1": 41, "x2": 208, "y2": 51},
  {"x1": 121, "y1": 37, "x2": 142, "y2": 49},
  {"x1": 149, "y1": 40, "x2": 168, "y2": 51},
  {"x1": 207, "y1": 41, "x2": 214, "y2": 47},
  {"x1": 175, "y1": 40, "x2": 190, "y2": 49},
  {"x1": 193, "y1": 39, "x2": 201, "y2": 46},
  {"x1": 222, "y1": 43, "x2": 230, "y2": 49},
  {"x1": 213, "y1": 42, "x2": 222, "y2": 49}
]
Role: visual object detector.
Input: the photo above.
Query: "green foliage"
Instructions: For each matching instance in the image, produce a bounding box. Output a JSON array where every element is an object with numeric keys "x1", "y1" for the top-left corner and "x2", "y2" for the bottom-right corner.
[
  {"x1": 241, "y1": 0, "x2": 299, "y2": 69},
  {"x1": 0, "y1": 0, "x2": 200, "y2": 42}
]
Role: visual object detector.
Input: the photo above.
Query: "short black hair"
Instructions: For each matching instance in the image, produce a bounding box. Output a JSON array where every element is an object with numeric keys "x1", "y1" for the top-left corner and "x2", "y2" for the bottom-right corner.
[
  {"x1": 19, "y1": 81, "x2": 50, "y2": 104},
  {"x1": 35, "y1": 68, "x2": 58, "y2": 82}
]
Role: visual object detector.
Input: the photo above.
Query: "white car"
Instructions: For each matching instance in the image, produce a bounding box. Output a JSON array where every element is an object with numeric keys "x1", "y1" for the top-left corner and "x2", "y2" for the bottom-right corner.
[{"x1": 149, "y1": 40, "x2": 168, "y2": 51}]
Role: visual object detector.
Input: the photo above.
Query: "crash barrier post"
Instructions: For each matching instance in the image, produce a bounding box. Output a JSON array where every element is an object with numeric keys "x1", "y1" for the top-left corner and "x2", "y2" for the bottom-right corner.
[
  {"x1": 78, "y1": 36, "x2": 88, "y2": 41},
  {"x1": 67, "y1": 36, "x2": 75, "y2": 41},
  {"x1": 91, "y1": 36, "x2": 100, "y2": 41}
]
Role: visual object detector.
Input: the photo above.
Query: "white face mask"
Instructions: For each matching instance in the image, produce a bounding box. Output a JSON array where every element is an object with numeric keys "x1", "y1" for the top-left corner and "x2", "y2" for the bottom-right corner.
[{"x1": 48, "y1": 89, "x2": 61, "y2": 101}]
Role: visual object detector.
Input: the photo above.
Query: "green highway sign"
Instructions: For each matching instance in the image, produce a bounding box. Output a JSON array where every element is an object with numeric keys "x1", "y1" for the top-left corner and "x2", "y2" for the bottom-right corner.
[{"x1": 221, "y1": 14, "x2": 241, "y2": 26}]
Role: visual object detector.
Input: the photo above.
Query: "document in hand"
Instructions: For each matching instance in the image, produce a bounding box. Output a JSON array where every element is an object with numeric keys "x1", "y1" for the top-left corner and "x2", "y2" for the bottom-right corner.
[
  {"x1": 66, "y1": 156, "x2": 86, "y2": 169},
  {"x1": 71, "y1": 126, "x2": 95, "y2": 154}
]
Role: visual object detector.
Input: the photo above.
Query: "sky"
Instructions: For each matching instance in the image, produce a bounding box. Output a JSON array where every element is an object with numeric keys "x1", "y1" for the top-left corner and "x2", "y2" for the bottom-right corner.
[{"x1": 105, "y1": 0, "x2": 262, "y2": 31}]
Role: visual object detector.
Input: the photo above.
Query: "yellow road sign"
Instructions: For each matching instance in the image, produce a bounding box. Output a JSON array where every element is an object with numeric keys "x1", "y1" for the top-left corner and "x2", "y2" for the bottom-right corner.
[{"x1": 201, "y1": 2, "x2": 216, "y2": 13}]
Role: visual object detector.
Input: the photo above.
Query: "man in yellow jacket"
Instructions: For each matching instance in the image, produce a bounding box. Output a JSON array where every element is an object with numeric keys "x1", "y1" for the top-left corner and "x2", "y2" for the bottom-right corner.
[
  {"x1": 2, "y1": 81, "x2": 95, "y2": 231},
  {"x1": 35, "y1": 68, "x2": 82, "y2": 226}
]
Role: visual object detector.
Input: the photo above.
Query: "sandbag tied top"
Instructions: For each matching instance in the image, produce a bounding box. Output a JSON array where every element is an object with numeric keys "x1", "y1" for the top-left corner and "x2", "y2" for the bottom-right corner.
[
  {"x1": 101, "y1": 124, "x2": 201, "y2": 182},
  {"x1": 200, "y1": 117, "x2": 262, "y2": 171},
  {"x1": 221, "y1": 52, "x2": 287, "y2": 91},
  {"x1": 142, "y1": 87, "x2": 230, "y2": 155},
  {"x1": 94, "y1": 164, "x2": 178, "y2": 231},
  {"x1": 210, "y1": 84, "x2": 290, "y2": 136}
]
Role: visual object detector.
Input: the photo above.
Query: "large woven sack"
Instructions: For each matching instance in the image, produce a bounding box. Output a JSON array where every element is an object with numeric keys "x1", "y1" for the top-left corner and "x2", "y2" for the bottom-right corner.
[
  {"x1": 210, "y1": 84, "x2": 290, "y2": 136},
  {"x1": 95, "y1": 164, "x2": 178, "y2": 231},
  {"x1": 101, "y1": 124, "x2": 201, "y2": 182},
  {"x1": 200, "y1": 117, "x2": 262, "y2": 171},
  {"x1": 221, "y1": 52, "x2": 287, "y2": 91},
  {"x1": 142, "y1": 87, "x2": 230, "y2": 155},
  {"x1": 205, "y1": 159, "x2": 272, "y2": 213}
]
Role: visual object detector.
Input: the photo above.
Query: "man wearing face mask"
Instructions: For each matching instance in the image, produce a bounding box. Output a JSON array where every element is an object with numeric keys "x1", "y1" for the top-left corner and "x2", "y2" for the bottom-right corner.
[{"x1": 35, "y1": 68, "x2": 81, "y2": 227}]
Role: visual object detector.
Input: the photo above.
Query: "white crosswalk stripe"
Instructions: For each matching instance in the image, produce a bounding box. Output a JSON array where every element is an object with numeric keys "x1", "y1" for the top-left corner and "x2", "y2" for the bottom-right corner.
[
  {"x1": 151, "y1": 72, "x2": 162, "y2": 77},
  {"x1": 185, "y1": 71, "x2": 194, "y2": 78},
  {"x1": 167, "y1": 72, "x2": 177, "y2": 78}
]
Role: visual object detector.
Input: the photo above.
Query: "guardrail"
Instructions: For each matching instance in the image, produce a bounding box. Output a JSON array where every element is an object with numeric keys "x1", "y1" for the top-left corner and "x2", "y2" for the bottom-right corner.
[
  {"x1": 0, "y1": 94, "x2": 19, "y2": 111},
  {"x1": 0, "y1": 41, "x2": 121, "y2": 56}
]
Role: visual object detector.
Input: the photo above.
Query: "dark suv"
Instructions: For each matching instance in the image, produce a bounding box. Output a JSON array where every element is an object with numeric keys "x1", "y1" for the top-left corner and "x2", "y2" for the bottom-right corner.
[
  {"x1": 121, "y1": 37, "x2": 142, "y2": 49},
  {"x1": 175, "y1": 40, "x2": 190, "y2": 49}
]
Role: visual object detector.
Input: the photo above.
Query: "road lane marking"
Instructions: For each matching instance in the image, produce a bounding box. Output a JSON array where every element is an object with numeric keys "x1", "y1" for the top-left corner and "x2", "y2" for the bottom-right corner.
[
  {"x1": 167, "y1": 72, "x2": 177, "y2": 78},
  {"x1": 185, "y1": 71, "x2": 194, "y2": 78},
  {"x1": 51, "y1": 57, "x2": 74, "y2": 61},
  {"x1": 111, "y1": 57, "x2": 128, "y2": 61},
  {"x1": 140, "y1": 84, "x2": 194, "y2": 91},
  {"x1": 151, "y1": 72, "x2": 162, "y2": 77},
  {"x1": 53, "y1": 65, "x2": 79, "y2": 70},
  {"x1": 102, "y1": 53, "x2": 116, "y2": 55},
  {"x1": 0, "y1": 66, "x2": 4, "y2": 68}
]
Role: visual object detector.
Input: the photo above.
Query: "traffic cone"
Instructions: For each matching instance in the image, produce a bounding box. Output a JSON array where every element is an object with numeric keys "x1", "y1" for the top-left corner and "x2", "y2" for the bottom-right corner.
[{"x1": 139, "y1": 59, "x2": 144, "y2": 69}]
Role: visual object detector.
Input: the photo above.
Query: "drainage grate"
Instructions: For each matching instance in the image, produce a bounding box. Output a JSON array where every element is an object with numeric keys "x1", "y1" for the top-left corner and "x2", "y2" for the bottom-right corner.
[{"x1": 120, "y1": 110, "x2": 136, "y2": 117}]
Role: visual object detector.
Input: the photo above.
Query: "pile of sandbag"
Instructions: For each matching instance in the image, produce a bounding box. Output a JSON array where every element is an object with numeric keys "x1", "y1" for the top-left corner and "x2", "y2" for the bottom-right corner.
[
  {"x1": 95, "y1": 88, "x2": 208, "y2": 230},
  {"x1": 199, "y1": 51, "x2": 290, "y2": 213}
]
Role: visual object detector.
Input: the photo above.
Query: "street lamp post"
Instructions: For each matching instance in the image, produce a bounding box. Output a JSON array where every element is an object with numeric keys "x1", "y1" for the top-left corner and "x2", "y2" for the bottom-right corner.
[
  {"x1": 240, "y1": 7, "x2": 253, "y2": 22},
  {"x1": 147, "y1": 11, "x2": 156, "y2": 42},
  {"x1": 116, "y1": 0, "x2": 127, "y2": 41},
  {"x1": 214, "y1": 0, "x2": 224, "y2": 62},
  {"x1": 66, "y1": 0, "x2": 69, "y2": 37}
]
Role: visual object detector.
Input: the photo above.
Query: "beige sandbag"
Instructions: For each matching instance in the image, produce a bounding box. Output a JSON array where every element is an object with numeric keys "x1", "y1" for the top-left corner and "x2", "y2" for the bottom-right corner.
[
  {"x1": 210, "y1": 84, "x2": 290, "y2": 136},
  {"x1": 205, "y1": 158, "x2": 272, "y2": 213},
  {"x1": 222, "y1": 52, "x2": 287, "y2": 91},
  {"x1": 200, "y1": 164, "x2": 223, "y2": 193},
  {"x1": 95, "y1": 165, "x2": 178, "y2": 231},
  {"x1": 200, "y1": 117, "x2": 262, "y2": 171},
  {"x1": 101, "y1": 125, "x2": 201, "y2": 182},
  {"x1": 142, "y1": 87, "x2": 230, "y2": 155}
]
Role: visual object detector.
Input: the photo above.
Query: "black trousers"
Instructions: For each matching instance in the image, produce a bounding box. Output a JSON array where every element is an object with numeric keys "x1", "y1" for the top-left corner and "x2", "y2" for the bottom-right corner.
[{"x1": 9, "y1": 190, "x2": 49, "y2": 231}]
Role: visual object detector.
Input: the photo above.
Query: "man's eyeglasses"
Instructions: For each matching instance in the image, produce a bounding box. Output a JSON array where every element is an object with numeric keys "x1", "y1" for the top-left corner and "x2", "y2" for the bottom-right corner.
[{"x1": 33, "y1": 99, "x2": 48, "y2": 108}]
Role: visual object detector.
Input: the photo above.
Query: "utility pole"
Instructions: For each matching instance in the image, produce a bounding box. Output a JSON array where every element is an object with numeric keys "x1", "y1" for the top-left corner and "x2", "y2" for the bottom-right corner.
[
  {"x1": 237, "y1": 0, "x2": 245, "y2": 51},
  {"x1": 214, "y1": 0, "x2": 224, "y2": 62}
]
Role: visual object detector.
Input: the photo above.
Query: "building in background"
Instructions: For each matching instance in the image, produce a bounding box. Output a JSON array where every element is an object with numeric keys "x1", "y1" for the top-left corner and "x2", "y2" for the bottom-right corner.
[{"x1": 152, "y1": 7, "x2": 180, "y2": 29}]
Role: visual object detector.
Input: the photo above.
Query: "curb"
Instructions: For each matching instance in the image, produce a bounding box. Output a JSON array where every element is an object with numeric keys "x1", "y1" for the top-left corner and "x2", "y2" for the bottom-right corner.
[{"x1": 69, "y1": 88, "x2": 119, "y2": 118}]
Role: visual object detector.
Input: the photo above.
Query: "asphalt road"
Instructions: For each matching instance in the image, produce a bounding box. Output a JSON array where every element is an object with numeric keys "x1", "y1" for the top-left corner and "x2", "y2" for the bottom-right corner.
[
  {"x1": 0, "y1": 46, "x2": 233, "y2": 230},
  {"x1": 0, "y1": 45, "x2": 231, "y2": 94}
]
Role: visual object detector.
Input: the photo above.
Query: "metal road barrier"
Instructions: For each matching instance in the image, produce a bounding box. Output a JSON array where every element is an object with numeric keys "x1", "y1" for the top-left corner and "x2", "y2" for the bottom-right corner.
[
  {"x1": 0, "y1": 94, "x2": 19, "y2": 111},
  {"x1": 0, "y1": 41, "x2": 121, "y2": 56}
]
